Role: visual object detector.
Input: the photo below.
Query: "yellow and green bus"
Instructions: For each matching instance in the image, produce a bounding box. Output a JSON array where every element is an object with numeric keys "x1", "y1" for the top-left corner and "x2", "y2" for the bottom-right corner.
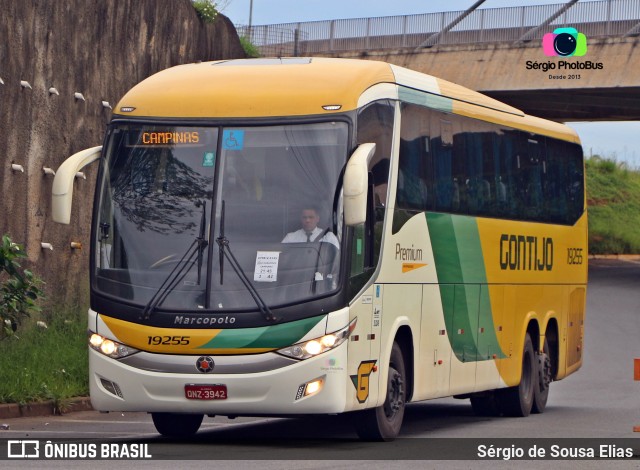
[{"x1": 52, "y1": 58, "x2": 587, "y2": 440}]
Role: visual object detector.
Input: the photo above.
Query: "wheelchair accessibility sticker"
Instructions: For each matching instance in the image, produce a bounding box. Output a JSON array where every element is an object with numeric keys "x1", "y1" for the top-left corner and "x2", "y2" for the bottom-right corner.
[{"x1": 223, "y1": 130, "x2": 245, "y2": 151}]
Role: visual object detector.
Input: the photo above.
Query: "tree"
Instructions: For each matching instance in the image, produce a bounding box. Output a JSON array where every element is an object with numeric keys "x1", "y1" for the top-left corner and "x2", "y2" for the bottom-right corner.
[{"x1": 0, "y1": 235, "x2": 44, "y2": 339}]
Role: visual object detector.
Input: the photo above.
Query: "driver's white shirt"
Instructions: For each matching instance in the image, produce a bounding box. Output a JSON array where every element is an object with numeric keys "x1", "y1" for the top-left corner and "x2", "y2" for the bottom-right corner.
[{"x1": 282, "y1": 227, "x2": 340, "y2": 249}]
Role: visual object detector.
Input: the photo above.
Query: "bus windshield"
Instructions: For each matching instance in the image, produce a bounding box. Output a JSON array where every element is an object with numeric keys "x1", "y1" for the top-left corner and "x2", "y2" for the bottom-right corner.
[{"x1": 94, "y1": 122, "x2": 349, "y2": 313}]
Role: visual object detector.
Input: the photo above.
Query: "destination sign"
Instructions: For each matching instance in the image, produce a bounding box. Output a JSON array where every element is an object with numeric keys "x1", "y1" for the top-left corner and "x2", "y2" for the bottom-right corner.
[{"x1": 140, "y1": 131, "x2": 200, "y2": 145}]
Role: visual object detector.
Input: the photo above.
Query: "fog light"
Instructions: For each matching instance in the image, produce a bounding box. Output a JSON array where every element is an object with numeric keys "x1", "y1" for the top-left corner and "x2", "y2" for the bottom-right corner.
[
  {"x1": 305, "y1": 379, "x2": 323, "y2": 396},
  {"x1": 295, "y1": 376, "x2": 325, "y2": 400}
]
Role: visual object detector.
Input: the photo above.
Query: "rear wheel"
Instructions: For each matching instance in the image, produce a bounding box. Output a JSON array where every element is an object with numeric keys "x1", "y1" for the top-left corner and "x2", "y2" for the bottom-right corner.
[
  {"x1": 151, "y1": 412, "x2": 203, "y2": 438},
  {"x1": 354, "y1": 343, "x2": 406, "y2": 441},
  {"x1": 497, "y1": 333, "x2": 535, "y2": 417},
  {"x1": 532, "y1": 337, "x2": 552, "y2": 414}
]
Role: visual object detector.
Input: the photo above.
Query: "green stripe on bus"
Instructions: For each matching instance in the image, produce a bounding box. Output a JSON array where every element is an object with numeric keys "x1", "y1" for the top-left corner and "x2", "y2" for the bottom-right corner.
[
  {"x1": 398, "y1": 87, "x2": 453, "y2": 113},
  {"x1": 197, "y1": 315, "x2": 325, "y2": 349},
  {"x1": 426, "y1": 213, "x2": 506, "y2": 361}
]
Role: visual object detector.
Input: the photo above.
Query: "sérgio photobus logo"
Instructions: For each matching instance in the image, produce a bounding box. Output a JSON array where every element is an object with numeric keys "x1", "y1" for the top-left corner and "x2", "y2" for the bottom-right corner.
[
  {"x1": 542, "y1": 27, "x2": 587, "y2": 57},
  {"x1": 525, "y1": 26, "x2": 604, "y2": 80}
]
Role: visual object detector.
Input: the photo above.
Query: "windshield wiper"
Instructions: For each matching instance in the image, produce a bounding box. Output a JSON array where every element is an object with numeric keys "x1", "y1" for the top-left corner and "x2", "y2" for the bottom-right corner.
[
  {"x1": 141, "y1": 201, "x2": 208, "y2": 321},
  {"x1": 195, "y1": 200, "x2": 208, "y2": 285},
  {"x1": 216, "y1": 200, "x2": 277, "y2": 322}
]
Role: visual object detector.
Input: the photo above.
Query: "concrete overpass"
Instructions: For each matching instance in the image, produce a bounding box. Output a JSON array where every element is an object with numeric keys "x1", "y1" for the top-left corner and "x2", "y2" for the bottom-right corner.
[
  {"x1": 239, "y1": 0, "x2": 640, "y2": 121},
  {"x1": 320, "y1": 36, "x2": 640, "y2": 122}
]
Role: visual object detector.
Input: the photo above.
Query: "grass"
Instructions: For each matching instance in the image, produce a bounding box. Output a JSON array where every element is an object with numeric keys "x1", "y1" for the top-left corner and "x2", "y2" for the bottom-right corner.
[
  {"x1": 586, "y1": 156, "x2": 640, "y2": 254},
  {"x1": 239, "y1": 35, "x2": 260, "y2": 58},
  {"x1": 0, "y1": 309, "x2": 88, "y2": 405}
]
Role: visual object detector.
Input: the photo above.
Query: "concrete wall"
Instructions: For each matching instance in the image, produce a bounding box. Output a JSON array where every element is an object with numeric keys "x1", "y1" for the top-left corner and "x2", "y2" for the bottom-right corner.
[{"x1": 0, "y1": 0, "x2": 244, "y2": 308}]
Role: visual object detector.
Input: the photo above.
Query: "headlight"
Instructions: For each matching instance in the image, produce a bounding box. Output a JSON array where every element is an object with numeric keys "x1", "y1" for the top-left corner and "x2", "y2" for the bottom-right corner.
[
  {"x1": 89, "y1": 332, "x2": 139, "y2": 359},
  {"x1": 276, "y1": 318, "x2": 356, "y2": 360}
]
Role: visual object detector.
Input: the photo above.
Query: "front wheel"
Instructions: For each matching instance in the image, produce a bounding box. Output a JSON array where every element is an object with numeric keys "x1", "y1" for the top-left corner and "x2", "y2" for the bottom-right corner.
[
  {"x1": 353, "y1": 342, "x2": 406, "y2": 441},
  {"x1": 151, "y1": 412, "x2": 203, "y2": 438}
]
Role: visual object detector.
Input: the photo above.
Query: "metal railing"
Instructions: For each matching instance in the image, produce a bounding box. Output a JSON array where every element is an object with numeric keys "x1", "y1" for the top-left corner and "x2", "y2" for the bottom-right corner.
[{"x1": 236, "y1": 0, "x2": 640, "y2": 56}]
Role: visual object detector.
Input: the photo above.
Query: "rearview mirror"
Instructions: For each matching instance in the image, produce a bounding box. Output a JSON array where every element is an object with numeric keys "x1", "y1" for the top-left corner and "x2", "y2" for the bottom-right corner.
[
  {"x1": 343, "y1": 143, "x2": 376, "y2": 226},
  {"x1": 52, "y1": 146, "x2": 102, "y2": 224}
]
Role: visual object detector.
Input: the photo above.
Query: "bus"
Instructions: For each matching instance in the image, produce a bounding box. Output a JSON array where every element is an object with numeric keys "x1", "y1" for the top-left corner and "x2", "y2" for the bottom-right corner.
[{"x1": 51, "y1": 57, "x2": 587, "y2": 440}]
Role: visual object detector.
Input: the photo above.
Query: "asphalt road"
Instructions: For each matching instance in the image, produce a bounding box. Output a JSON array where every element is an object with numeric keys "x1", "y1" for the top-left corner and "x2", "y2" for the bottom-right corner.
[{"x1": 1, "y1": 259, "x2": 639, "y2": 468}]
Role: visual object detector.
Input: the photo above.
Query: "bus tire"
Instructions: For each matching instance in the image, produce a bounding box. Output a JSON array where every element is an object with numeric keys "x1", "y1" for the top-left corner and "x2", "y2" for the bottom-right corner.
[
  {"x1": 532, "y1": 337, "x2": 552, "y2": 414},
  {"x1": 151, "y1": 412, "x2": 203, "y2": 438},
  {"x1": 353, "y1": 342, "x2": 406, "y2": 441},
  {"x1": 498, "y1": 333, "x2": 535, "y2": 417}
]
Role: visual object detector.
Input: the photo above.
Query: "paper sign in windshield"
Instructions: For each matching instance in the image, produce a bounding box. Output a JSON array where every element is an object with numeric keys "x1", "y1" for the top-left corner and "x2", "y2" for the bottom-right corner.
[{"x1": 254, "y1": 251, "x2": 280, "y2": 282}]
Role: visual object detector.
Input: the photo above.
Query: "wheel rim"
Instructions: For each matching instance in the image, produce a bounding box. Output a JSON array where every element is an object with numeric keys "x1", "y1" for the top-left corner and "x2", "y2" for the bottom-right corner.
[
  {"x1": 384, "y1": 367, "x2": 404, "y2": 420},
  {"x1": 538, "y1": 352, "x2": 552, "y2": 391}
]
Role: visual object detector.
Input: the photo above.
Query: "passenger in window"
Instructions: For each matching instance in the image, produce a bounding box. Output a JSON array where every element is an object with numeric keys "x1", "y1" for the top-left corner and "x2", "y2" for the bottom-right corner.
[
  {"x1": 282, "y1": 207, "x2": 339, "y2": 249},
  {"x1": 398, "y1": 168, "x2": 429, "y2": 210},
  {"x1": 496, "y1": 176, "x2": 507, "y2": 204},
  {"x1": 452, "y1": 178, "x2": 460, "y2": 211}
]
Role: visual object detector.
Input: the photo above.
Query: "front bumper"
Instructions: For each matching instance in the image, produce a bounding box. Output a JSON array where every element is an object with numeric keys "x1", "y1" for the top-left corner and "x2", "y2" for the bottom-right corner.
[{"x1": 89, "y1": 343, "x2": 349, "y2": 415}]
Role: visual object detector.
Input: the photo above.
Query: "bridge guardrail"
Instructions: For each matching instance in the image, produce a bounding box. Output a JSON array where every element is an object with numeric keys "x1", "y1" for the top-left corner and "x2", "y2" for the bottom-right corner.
[{"x1": 236, "y1": 0, "x2": 640, "y2": 56}]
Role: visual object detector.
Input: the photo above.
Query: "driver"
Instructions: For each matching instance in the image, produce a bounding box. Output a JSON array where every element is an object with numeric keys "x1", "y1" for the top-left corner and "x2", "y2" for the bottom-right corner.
[{"x1": 282, "y1": 207, "x2": 339, "y2": 249}]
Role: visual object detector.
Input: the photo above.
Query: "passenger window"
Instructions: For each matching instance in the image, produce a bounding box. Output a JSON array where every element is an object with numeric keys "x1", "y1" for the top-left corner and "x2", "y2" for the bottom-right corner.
[
  {"x1": 393, "y1": 101, "x2": 584, "y2": 226},
  {"x1": 397, "y1": 103, "x2": 432, "y2": 212},
  {"x1": 350, "y1": 100, "x2": 396, "y2": 283},
  {"x1": 357, "y1": 101, "x2": 395, "y2": 209}
]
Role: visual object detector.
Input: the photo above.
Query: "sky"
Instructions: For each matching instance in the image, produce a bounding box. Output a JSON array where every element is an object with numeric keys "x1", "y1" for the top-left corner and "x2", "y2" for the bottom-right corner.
[{"x1": 220, "y1": 0, "x2": 640, "y2": 168}]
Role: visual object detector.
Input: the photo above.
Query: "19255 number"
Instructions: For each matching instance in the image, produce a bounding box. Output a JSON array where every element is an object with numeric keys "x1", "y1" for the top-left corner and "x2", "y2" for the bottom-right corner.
[
  {"x1": 147, "y1": 336, "x2": 190, "y2": 346},
  {"x1": 567, "y1": 248, "x2": 584, "y2": 265}
]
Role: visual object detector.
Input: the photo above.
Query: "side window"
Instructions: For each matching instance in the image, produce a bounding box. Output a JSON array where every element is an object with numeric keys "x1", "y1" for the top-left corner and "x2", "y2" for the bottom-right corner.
[
  {"x1": 357, "y1": 101, "x2": 395, "y2": 209},
  {"x1": 516, "y1": 134, "x2": 545, "y2": 221},
  {"x1": 442, "y1": 116, "x2": 496, "y2": 217},
  {"x1": 350, "y1": 100, "x2": 395, "y2": 286},
  {"x1": 566, "y1": 143, "x2": 585, "y2": 223},
  {"x1": 397, "y1": 103, "x2": 432, "y2": 211},
  {"x1": 385, "y1": 101, "x2": 584, "y2": 226},
  {"x1": 546, "y1": 139, "x2": 585, "y2": 224},
  {"x1": 496, "y1": 130, "x2": 517, "y2": 219},
  {"x1": 500, "y1": 132, "x2": 584, "y2": 224},
  {"x1": 433, "y1": 117, "x2": 454, "y2": 212}
]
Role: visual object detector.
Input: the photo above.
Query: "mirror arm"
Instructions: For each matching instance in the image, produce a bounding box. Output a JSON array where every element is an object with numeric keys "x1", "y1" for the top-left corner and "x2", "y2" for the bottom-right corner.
[{"x1": 52, "y1": 146, "x2": 102, "y2": 224}]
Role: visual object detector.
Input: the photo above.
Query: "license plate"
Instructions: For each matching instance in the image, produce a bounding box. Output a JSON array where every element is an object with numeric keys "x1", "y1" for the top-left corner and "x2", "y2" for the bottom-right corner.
[{"x1": 185, "y1": 384, "x2": 227, "y2": 400}]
